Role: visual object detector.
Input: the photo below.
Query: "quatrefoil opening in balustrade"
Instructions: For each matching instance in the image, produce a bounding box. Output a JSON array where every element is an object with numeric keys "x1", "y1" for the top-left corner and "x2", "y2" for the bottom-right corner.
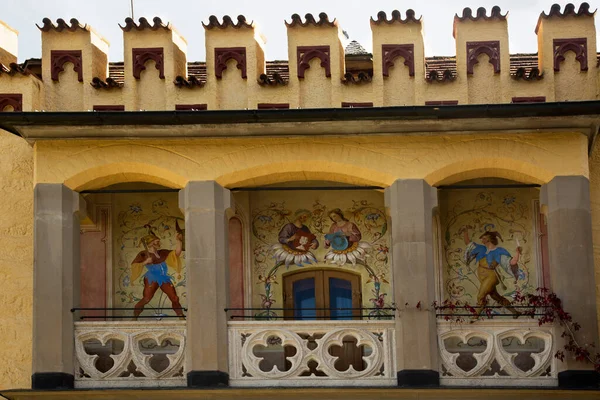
[
  {"x1": 252, "y1": 335, "x2": 298, "y2": 372},
  {"x1": 443, "y1": 336, "x2": 489, "y2": 374},
  {"x1": 328, "y1": 335, "x2": 371, "y2": 372},
  {"x1": 82, "y1": 338, "x2": 125, "y2": 374},
  {"x1": 499, "y1": 336, "x2": 547, "y2": 375},
  {"x1": 138, "y1": 337, "x2": 181, "y2": 373}
]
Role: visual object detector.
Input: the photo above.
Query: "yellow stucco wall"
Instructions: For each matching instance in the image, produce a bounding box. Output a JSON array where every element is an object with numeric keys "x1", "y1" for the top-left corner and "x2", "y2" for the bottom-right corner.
[
  {"x1": 32, "y1": 132, "x2": 589, "y2": 191},
  {"x1": 0, "y1": 131, "x2": 33, "y2": 390}
]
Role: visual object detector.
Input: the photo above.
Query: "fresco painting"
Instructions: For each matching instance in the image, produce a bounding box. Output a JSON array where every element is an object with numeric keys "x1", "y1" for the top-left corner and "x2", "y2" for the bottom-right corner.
[
  {"x1": 113, "y1": 194, "x2": 186, "y2": 317},
  {"x1": 439, "y1": 188, "x2": 540, "y2": 314},
  {"x1": 250, "y1": 190, "x2": 392, "y2": 319}
]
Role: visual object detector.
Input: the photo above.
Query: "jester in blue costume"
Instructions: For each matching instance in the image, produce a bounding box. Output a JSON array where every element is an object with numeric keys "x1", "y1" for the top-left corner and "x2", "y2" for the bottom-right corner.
[
  {"x1": 131, "y1": 225, "x2": 184, "y2": 318},
  {"x1": 462, "y1": 228, "x2": 522, "y2": 317}
]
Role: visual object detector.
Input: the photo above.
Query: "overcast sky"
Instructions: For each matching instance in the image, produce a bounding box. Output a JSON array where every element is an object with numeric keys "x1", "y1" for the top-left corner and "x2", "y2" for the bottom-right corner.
[{"x1": 4, "y1": 0, "x2": 599, "y2": 62}]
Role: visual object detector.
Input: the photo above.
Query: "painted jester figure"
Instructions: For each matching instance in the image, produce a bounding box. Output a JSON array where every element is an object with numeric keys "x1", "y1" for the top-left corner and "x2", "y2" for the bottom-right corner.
[
  {"x1": 131, "y1": 225, "x2": 184, "y2": 318},
  {"x1": 461, "y1": 227, "x2": 522, "y2": 318}
]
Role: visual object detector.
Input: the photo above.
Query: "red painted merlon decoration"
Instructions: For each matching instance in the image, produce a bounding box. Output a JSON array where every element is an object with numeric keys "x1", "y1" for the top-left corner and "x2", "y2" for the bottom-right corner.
[
  {"x1": 0, "y1": 93, "x2": 22, "y2": 111},
  {"x1": 297, "y1": 46, "x2": 331, "y2": 79},
  {"x1": 176, "y1": 104, "x2": 208, "y2": 111},
  {"x1": 286, "y1": 13, "x2": 337, "y2": 28},
  {"x1": 51, "y1": 50, "x2": 83, "y2": 82},
  {"x1": 93, "y1": 105, "x2": 125, "y2": 111},
  {"x1": 215, "y1": 47, "x2": 247, "y2": 79},
  {"x1": 120, "y1": 17, "x2": 170, "y2": 32},
  {"x1": 512, "y1": 96, "x2": 546, "y2": 103},
  {"x1": 258, "y1": 103, "x2": 290, "y2": 109},
  {"x1": 553, "y1": 38, "x2": 588, "y2": 72},
  {"x1": 37, "y1": 18, "x2": 88, "y2": 32},
  {"x1": 466, "y1": 41, "x2": 501, "y2": 75},
  {"x1": 382, "y1": 44, "x2": 415, "y2": 77},
  {"x1": 203, "y1": 15, "x2": 253, "y2": 29},
  {"x1": 370, "y1": 9, "x2": 421, "y2": 25},
  {"x1": 341, "y1": 102, "x2": 373, "y2": 108},
  {"x1": 536, "y1": 3, "x2": 595, "y2": 34},
  {"x1": 132, "y1": 48, "x2": 165, "y2": 79}
]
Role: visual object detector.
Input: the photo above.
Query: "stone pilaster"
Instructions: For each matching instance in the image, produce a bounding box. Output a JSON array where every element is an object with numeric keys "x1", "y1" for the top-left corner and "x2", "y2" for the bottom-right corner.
[
  {"x1": 385, "y1": 179, "x2": 439, "y2": 387},
  {"x1": 32, "y1": 184, "x2": 85, "y2": 389},
  {"x1": 179, "y1": 181, "x2": 232, "y2": 387},
  {"x1": 541, "y1": 175, "x2": 600, "y2": 388}
]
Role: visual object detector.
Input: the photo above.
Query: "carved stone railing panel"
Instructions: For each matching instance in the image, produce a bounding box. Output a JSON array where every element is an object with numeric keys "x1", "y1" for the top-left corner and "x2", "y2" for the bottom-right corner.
[
  {"x1": 228, "y1": 320, "x2": 396, "y2": 387},
  {"x1": 438, "y1": 320, "x2": 557, "y2": 387},
  {"x1": 74, "y1": 321, "x2": 186, "y2": 388}
]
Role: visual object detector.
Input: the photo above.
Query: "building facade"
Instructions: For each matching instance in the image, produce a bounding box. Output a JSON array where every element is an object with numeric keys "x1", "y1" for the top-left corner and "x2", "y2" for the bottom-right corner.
[{"x1": 1, "y1": 2, "x2": 600, "y2": 398}]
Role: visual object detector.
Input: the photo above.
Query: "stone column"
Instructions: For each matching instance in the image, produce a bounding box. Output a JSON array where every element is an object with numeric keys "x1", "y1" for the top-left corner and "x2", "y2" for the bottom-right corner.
[
  {"x1": 32, "y1": 184, "x2": 85, "y2": 389},
  {"x1": 541, "y1": 176, "x2": 600, "y2": 388},
  {"x1": 385, "y1": 179, "x2": 439, "y2": 387},
  {"x1": 179, "y1": 181, "x2": 232, "y2": 387}
]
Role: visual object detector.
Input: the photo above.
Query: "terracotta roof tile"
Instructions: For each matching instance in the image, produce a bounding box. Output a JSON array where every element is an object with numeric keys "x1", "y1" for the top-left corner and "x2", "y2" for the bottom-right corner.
[
  {"x1": 0, "y1": 62, "x2": 39, "y2": 79},
  {"x1": 90, "y1": 77, "x2": 123, "y2": 89},
  {"x1": 37, "y1": 18, "x2": 88, "y2": 32},
  {"x1": 103, "y1": 52, "x2": 600, "y2": 86},
  {"x1": 203, "y1": 15, "x2": 253, "y2": 30},
  {"x1": 454, "y1": 6, "x2": 507, "y2": 22},
  {"x1": 535, "y1": 3, "x2": 595, "y2": 33},
  {"x1": 342, "y1": 71, "x2": 372, "y2": 84},
  {"x1": 259, "y1": 61, "x2": 289, "y2": 86},
  {"x1": 370, "y1": 9, "x2": 421, "y2": 25},
  {"x1": 119, "y1": 17, "x2": 170, "y2": 32},
  {"x1": 285, "y1": 13, "x2": 337, "y2": 28}
]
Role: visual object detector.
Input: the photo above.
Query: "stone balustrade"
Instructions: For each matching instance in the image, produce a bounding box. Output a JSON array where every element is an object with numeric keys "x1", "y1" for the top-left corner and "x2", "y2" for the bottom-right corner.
[
  {"x1": 227, "y1": 320, "x2": 396, "y2": 387},
  {"x1": 74, "y1": 320, "x2": 186, "y2": 388},
  {"x1": 438, "y1": 319, "x2": 557, "y2": 387}
]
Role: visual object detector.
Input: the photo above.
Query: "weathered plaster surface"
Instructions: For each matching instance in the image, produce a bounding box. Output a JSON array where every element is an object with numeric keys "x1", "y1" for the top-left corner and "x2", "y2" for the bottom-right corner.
[
  {"x1": 588, "y1": 141, "x2": 600, "y2": 335},
  {"x1": 0, "y1": 131, "x2": 33, "y2": 389},
  {"x1": 33, "y1": 132, "x2": 588, "y2": 191}
]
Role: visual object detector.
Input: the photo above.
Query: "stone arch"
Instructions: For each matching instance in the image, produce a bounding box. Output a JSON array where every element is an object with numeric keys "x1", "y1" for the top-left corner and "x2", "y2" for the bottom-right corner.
[
  {"x1": 216, "y1": 161, "x2": 395, "y2": 188},
  {"x1": 64, "y1": 162, "x2": 187, "y2": 191},
  {"x1": 425, "y1": 157, "x2": 553, "y2": 187}
]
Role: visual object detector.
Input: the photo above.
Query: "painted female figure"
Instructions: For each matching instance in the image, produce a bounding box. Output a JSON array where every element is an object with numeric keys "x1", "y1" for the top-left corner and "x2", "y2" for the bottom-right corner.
[
  {"x1": 131, "y1": 225, "x2": 184, "y2": 318},
  {"x1": 324, "y1": 209, "x2": 369, "y2": 266},
  {"x1": 462, "y1": 227, "x2": 521, "y2": 317}
]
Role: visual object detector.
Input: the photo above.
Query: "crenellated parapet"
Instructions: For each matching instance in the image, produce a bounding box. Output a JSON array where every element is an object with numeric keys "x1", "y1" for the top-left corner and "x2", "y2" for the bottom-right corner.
[{"x1": 0, "y1": 3, "x2": 597, "y2": 112}]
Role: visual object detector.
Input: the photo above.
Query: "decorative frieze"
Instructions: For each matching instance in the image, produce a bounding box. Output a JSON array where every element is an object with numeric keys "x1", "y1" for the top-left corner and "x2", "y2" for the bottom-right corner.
[
  {"x1": 553, "y1": 38, "x2": 588, "y2": 72},
  {"x1": 0, "y1": 93, "x2": 22, "y2": 111},
  {"x1": 214, "y1": 47, "x2": 247, "y2": 79},
  {"x1": 50, "y1": 50, "x2": 83, "y2": 82},
  {"x1": 74, "y1": 321, "x2": 186, "y2": 388},
  {"x1": 228, "y1": 320, "x2": 396, "y2": 387},
  {"x1": 466, "y1": 41, "x2": 501, "y2": 75},
  {"x1": 297, "y1": 45, "x2": 331, "y2": 79},
  {"x1": 132, "y1": 48, "x2": 165, "y2": 79},
  {"x1": 382, "y1": 44, "x2": 415, "y2": 77}
]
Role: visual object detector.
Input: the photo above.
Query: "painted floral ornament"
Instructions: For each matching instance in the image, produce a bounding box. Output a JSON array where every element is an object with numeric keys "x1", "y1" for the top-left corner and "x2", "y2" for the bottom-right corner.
[
  {"x1": 324, "y1": 240, "x2": 371, "y2": 266},
  {"x1": 270, "y1": 243, "x2": 317, "y2": 267}
]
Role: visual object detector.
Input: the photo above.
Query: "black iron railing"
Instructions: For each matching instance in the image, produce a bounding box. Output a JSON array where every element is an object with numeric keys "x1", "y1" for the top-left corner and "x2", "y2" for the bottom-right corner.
[
  {"x1": 70, "y1": 307, "x2": 186, "y2": 320},
  {"x1": 224, "y1": 307, "x2": 396, "y2": 320}
]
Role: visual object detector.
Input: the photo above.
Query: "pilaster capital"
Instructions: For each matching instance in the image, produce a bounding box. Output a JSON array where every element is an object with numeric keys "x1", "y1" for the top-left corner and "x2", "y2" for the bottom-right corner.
[
  {"x1": 178, "y1": 181, "x2": 232, "y2": 212},
  {"x1": 540, "y1": 175, "x2": 590, "y2": 213}
]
